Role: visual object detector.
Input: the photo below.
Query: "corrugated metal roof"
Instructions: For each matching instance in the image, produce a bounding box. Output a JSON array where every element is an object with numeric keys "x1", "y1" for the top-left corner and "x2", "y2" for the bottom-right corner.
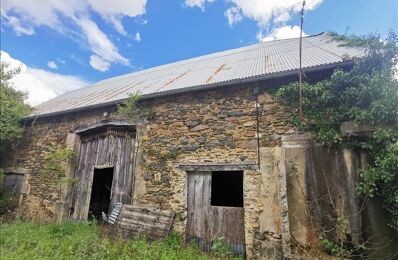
[{"x1": 31, "y1": 33, "x2": 364, "y2": 117}]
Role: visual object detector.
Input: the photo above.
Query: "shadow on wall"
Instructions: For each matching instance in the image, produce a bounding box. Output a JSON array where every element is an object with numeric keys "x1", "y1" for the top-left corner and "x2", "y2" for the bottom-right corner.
[
  {"x1": 285, "y1": 141, "x2": 397, "y2": 258},
  {"x1": 364, "y1": 197, "x2": 398, "y2": 259}
]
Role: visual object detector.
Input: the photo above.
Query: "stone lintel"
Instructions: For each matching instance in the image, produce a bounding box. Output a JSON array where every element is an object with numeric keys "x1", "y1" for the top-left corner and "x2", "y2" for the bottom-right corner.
[
  {"x1": 2, "y1": 167, "x2": 32, "y2": 175},
  {"x1": 282, "y1": 133, "x2": 313, "y2": 148},
  {"x1": 340, "y1": 121, "x2": 377, "y2": 137},
  {"x1": 176, "y1": 162, "x2": 259, "y2": 171},
  {"x1": 72, "y1": 119, "x2": 136, "y2": 134}
]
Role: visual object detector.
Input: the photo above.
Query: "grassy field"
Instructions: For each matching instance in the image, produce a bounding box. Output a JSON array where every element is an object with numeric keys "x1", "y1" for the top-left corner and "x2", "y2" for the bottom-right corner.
[{"x1": 0, "y1": 221, "x2": 239, "y2": 260}]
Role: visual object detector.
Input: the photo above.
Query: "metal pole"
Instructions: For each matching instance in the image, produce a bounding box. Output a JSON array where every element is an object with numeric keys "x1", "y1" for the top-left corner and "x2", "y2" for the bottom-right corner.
[{"x1": 299, "y1": 1, "x2": 305, "y2": 120}]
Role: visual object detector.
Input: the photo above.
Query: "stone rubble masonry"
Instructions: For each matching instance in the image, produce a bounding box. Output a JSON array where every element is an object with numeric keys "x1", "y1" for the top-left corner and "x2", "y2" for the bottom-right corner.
[{"x1": 4, "y1": 83, "x2": 300, "y2": 257}]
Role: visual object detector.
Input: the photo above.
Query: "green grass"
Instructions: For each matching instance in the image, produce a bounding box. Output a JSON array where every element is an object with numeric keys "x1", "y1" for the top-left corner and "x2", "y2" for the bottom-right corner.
[{"x1": 0, "y1": 221, "x2": 220, "y2": 260}]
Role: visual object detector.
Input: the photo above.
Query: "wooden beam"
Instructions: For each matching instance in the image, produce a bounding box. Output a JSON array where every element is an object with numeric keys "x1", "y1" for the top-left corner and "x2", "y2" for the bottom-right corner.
[{"x1": 176, "y1": 162, "x2": 258, "y2": 171}]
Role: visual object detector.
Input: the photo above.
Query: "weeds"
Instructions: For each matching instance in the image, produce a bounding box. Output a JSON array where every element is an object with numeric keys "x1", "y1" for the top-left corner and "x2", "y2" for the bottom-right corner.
[{"x1": 0, "y1": 221, "x2": 239, "y2": 259}]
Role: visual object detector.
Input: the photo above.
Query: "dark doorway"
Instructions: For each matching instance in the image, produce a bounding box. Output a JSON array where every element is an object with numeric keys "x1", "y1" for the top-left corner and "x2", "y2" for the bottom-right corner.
[
  {"x1": 211, "y1": 171, "x2": 243, "y2": 207},
  {"x1": 89, "y1": 167, "x2": 114, "y2": 220}
]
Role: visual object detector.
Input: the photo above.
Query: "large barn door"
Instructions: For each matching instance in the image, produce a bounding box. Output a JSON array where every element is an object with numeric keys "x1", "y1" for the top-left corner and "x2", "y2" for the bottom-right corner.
[
  {"x1": 71, "y1": 127, "x2": 135, "y2": 220},
  {"x1": 186, "y1": 171, "x2": 245, "y2": 256}
]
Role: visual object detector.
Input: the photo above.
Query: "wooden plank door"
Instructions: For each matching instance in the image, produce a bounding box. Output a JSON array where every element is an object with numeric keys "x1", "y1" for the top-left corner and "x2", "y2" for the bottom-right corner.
[
  {"x1": 186, "y1": 171, "x2": 245, "y2": 256},
  {"x1": 71, "y1": 128, "x2": 135, "y2": 220}
]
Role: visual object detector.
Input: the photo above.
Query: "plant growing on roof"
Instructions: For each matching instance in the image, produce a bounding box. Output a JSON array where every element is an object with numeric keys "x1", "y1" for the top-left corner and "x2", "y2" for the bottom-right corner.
[{"x1": 117, "y1": 93, "x2": 154, "y2": 121}]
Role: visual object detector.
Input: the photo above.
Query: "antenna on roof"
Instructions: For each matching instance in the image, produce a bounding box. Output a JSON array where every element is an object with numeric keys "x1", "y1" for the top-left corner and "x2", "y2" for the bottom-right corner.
[{"x1": 298, "y1": 0, "x2": 305, "y2": 120}]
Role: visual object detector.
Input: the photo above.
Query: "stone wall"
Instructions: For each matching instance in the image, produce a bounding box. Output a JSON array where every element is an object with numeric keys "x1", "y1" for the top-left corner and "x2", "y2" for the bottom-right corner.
[
  {"x1": 133, "y1": 85, "x2": 299, "y2": 257},
  {"x1": 3, "y1": 83, "x2": 301, "y2": 257},
  {"x1": 3, "y1": 108, "x2": 115, "y2": 221},
  {"x1": 3, "y1": 78, "x2": 389, "y2": 258}
]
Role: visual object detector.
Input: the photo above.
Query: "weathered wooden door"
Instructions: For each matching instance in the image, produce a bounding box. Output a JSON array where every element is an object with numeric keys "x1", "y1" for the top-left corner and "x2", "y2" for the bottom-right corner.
[
  {"x1": 186, "y1": 171, "x2": 245, "y2": 255},
  {"x1": 71, "y1": 127, "x2": 135, "y2": 220}
]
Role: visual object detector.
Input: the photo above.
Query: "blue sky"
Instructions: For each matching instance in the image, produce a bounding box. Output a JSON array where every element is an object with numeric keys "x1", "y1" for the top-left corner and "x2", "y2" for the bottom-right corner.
[{"x1": 1, "y1": 0, "x2": 397, "y2": 105}]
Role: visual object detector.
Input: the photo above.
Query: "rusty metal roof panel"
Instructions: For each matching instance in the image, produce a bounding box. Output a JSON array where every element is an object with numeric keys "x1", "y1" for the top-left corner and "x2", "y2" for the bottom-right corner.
[{"x1": 31, "y1": 33, "x2": 364, "y2": 117}]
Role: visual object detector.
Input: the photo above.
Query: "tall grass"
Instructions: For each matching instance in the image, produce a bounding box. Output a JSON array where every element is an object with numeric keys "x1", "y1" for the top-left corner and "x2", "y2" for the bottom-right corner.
[{"x1": 0, "y1": 221, "x2": 212, "y2": 260}]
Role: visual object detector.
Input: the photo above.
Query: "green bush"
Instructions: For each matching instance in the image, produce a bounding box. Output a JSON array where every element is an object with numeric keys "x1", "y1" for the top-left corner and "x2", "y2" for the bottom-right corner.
[{"x1": 210, "y1": 238, "x2": 238, "y2": 259}]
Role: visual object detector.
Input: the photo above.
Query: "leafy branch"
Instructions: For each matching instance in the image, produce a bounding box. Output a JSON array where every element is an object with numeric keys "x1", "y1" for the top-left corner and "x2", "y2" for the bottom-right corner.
[
  {"x1": 0, "y1": 55, "x2": 31, "y2": 154},
  {"x1": 117, "y1": 93, "x2": 154, "y2": 121},
  {"x1": 42, "y1": 146, "x2": 79, "y2": 199}
]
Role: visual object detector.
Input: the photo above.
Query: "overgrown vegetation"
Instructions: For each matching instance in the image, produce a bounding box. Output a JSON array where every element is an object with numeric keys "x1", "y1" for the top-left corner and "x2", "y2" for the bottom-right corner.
[
  {"x1": 356, "y1": 129, "x2": 398, "y2": 228},
  {"x1": 118, "y1": 93, "x2": 154, "y2": 121},
  {"x1": 0, "y1": 57, "x2": 31, "y2": 220},
  {"x1": 41, "y1": 146, "x2": 78, "y2": 198},
  {"x1": 275, "y1": 32, "x2": 398, "y2": 232},
  {"x1": 210, "y1": 238, "x2": 237, "y2": 259},
  {"x1": 0, "y1": 221, "x2": 239, "y2": 259},
  {"x1": 0, "y1": 56, "x2": 31, "y2": 155},
  {"x1": 319, "y1": 235, "x2": 366, "y2": 259}
]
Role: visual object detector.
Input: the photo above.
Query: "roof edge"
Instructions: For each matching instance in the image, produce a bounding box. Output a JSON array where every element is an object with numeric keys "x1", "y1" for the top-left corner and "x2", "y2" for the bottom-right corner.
[{"x1": 25, "y1": 60, "x2": 354, "y2": 120}]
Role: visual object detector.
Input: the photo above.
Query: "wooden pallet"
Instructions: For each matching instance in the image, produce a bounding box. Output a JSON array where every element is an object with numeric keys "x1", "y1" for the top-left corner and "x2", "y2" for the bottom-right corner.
[{"x1": 110, "y1": 204, "x2": 174, "y2": 240}]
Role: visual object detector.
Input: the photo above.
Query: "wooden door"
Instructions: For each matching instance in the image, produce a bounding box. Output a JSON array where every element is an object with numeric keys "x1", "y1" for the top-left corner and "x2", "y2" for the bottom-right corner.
[
  {"x1": 71, "y1": 127, "x2": 136, "y2": 220},
  {"x1": 186, "y1": 171, "x2": 245, "y2": 255}
]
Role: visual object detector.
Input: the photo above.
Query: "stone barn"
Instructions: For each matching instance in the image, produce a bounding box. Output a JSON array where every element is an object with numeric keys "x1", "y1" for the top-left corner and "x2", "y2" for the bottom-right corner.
[{"x1": 3, "y1": 33, "x2": 385, "y2": 258}]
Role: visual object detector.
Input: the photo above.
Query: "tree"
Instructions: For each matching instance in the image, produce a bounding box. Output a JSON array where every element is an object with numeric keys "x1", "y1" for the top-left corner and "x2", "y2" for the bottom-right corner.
[{"x1": 0, "y1": 55, "x2": 31, "y2": 154}]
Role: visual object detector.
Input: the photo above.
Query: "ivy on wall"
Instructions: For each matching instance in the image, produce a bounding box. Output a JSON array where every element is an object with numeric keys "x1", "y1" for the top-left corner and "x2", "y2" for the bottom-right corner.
[
  {"x1": 42, "y1": 146, "x2": 78, "y2": 198},
  {"x1": 275, "y1": 32, "x2": 398, "y2": 230}
]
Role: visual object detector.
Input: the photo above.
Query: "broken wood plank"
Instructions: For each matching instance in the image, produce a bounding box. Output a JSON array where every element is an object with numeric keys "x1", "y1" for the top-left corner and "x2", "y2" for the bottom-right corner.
[{"x1": 111, "y1": 204, "x2": 174, "y2": 241}]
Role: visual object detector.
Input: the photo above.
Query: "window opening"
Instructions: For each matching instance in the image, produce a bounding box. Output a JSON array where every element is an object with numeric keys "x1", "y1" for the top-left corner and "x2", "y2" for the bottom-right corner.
[{"x1": 211, "y1": 171, "x2": 243, "y2": 207}]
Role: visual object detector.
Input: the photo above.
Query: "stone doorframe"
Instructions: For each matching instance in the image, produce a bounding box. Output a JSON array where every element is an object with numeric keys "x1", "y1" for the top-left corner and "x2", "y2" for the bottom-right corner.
[{"x1": 56, "y1": 119, "x2": 146, "y2": 223}]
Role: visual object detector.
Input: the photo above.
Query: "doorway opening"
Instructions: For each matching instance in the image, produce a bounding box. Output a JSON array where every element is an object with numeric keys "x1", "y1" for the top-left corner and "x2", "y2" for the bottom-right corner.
[
  {"x1": 89, "y1": 167, "x2": 114, "y2": 220},
  {"x1": 211, "y1": 171, "x2": 243, "y2": 207}
]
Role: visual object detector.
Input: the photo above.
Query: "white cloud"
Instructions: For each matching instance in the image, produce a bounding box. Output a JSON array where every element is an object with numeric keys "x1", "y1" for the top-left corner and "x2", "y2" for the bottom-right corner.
[
  {"x1": 184, "y1": 0, "x2": 215, "y2": 10},
  {"x1": 47, "y1": 61, "x2": 58, "y2": 69},
  {"x1": 135, "y1": 17, "x2": 148, "y2": 25},
  {"x1": 185, "y1": 0, "x2": 323, "y2": 41},
  {"x1": 1, "y1": 13, "x2": 35, "y2": 35},
  {"x1": 134, "y1": 32, "x2": 141, "y2": 42},
  {"x1": 225, "y1": 0, "x2": 323, "y2": 27},
  {"x1": 1, "y1": 0, "x2": 148, "y2": 71},
  {"x1": 259, "y1": 25, "x2": 308, "y2": 42},
  {"x1": 88, "y1": 0, "x2": 147, "y2": 35},
  {"x1": 89, "y1": 55, "x2": 111, "y2": 72},
  {"x1": 224, "y1": 7, "x2": 242, "y2": 27},
  {"x1": 76, "y1": 18, "x2": 129, "y2": 66},
  {"x1": 1, "y1": 51, "x2": 88, "y2": 106}
]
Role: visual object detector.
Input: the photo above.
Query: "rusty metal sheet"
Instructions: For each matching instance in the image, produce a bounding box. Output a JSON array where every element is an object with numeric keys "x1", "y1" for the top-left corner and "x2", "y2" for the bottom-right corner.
[{"x1": 30, "y1": 33, "x2": 364, "y2": 118}]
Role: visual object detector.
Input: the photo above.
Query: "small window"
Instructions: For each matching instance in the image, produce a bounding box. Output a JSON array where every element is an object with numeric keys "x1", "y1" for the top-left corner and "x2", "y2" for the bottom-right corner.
[
  {"x1": 2, "y1": 173, "x2": 24, "y2": 194},
  {"x1": 211, "y1": 171, "x2": 243, "y2": 207}
]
